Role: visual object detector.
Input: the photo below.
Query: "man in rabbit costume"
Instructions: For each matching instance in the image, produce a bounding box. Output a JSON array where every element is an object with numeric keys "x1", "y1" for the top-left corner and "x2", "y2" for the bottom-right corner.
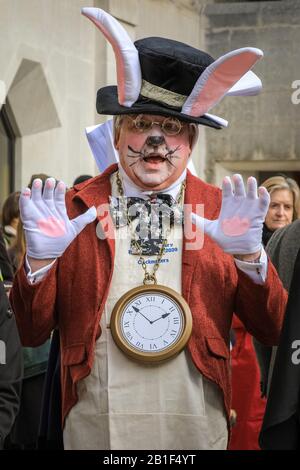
[{"x1": 10, "y1": 8, "x2": 287, "y2": 450}]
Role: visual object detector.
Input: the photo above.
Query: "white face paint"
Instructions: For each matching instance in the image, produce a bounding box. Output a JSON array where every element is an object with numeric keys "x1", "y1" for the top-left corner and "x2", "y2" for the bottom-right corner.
[{"x1": 115, "y1": 115, "x2": 194, "y2": 191}]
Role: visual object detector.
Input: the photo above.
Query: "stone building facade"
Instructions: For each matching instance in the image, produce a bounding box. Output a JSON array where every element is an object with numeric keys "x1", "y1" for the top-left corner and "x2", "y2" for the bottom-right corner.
[{"x1": 203, "y1": 0, "x2": 300, "y2": 186}]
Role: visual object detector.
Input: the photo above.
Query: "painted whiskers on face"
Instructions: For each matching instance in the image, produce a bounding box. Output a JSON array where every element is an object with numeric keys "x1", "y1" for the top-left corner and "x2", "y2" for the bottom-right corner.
[
  {"x1": 116, "y1": 114, "x2": 193, "y2": 190},
  {"x1": 127, "y1": 144, "x2": 182, "y2": 168}
]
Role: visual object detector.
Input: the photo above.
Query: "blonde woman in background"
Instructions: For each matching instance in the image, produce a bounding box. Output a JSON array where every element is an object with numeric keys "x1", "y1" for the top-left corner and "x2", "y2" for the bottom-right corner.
[
  {"x1": 261, "y1": 175, "x2": 300, "y2": 247},
  {"x1": 230, "y1": 174, "x2": 300, "y2": 450},
  {"x1": 254, "y1": 175, "x2": 300, "y2": 397},
  {"x1": 257, "y1": 177, "x2": 300, "y2": 449}
]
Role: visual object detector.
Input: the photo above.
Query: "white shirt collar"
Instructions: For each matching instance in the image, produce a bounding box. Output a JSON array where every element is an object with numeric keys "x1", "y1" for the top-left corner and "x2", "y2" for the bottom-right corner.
[{"x1": 117, "y1": 164, "x2": 186, "y2": 200}]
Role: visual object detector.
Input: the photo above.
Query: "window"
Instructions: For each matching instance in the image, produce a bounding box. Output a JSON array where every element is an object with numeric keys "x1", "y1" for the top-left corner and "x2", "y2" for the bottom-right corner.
[{"x1": 0, "y1": 106, "x2": 15, "y2": 209}]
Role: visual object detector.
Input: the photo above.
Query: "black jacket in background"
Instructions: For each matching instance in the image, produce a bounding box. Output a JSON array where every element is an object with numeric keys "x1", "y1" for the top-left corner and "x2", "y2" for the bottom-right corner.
[
  {"x1": 259, "y1": 247, "x2": 300, "y2": 449},
  {"x1": 0, "y1": 228, "x2": 13, "y2": 283},
  {"x1": 0, "y1": 281, "x2": 23, "y2": 449},
  {"x1": 38, "y1": 329, "x2": 63, "y2": 449}
]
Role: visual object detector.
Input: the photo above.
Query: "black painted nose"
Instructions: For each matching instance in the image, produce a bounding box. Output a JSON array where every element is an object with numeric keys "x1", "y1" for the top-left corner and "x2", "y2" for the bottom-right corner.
[{"x1": 146, "y1": 135, "x2": 165, "y2": 147}]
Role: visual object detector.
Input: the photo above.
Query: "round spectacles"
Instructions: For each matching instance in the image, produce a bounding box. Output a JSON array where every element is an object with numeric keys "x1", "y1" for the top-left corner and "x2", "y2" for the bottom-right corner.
[{"x1": 127, "y1": 115, "x2": 186, "y2": 136}]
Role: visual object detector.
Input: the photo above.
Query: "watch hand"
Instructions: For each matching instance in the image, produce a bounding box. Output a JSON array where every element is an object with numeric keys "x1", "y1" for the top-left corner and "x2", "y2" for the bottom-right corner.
[
  {"x1": 151, "y1": 311, "x2": 172, "y2": 323},
  {"x1": 161, "y1": 312, "x2": 171, "y2": 319},
  {"x1": 132, "y1": 305, "x2": 152, "y2": 324}
]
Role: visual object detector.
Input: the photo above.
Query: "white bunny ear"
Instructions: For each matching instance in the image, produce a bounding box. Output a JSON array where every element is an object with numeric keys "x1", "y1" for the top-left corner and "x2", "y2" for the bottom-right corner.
[
  {"x1": 181, "y1": 47, "x2": 263, "y2": 117},
  {"x1": 82, "y1": 7, "x2": 141, "y2": 107},
  {"x1": 203, "y1": 113, "x2": 228, "y2": 128},
  {"x1": 227, "y1": 70, "x2": 262, "y2": 97},
  {"x1": 85, "y1": 120, "x2": 119, "y2": 173}
]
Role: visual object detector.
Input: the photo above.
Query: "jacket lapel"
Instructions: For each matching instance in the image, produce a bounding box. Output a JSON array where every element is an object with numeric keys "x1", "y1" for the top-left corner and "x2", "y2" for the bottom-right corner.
[
  {"x1": 182, "y1": 170, "x2": 200, "y2": 303},
  {"x1": 72, "y1": 164, "x2": 118, "y2": 262},
  {"x1": 182, "y1": 170, "x2": 222, "y2": 303}
]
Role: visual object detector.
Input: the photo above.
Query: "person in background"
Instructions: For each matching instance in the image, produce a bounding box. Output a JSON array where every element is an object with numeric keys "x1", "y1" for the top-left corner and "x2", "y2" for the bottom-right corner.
[
  {"x1": 8, "y1": 175, "x2": 52, "y2": 275},
  {"x1": 261, "y1": 175, "x2": 299, "y2": 247},
  {"x1": 229, "y1": 313, "x2": 268, "y2": 450},
  {"x1": 73, "y1": 175, "x2": 93, "y2": 186},
  {"x1": 259, "y1": 218, "x2": 300, "y2": 449},
  {"x1": 1, "y1": 199, "x2": 20, "y2": 446},
  {"x1": 7, "y1": 221, "x2": 26, "y2": 274},
  {"x1": 0, "y1": 276, "x2": 23, "y2": 449},
  {"x1": 254, "y1": 175, "x2": 300, "y2": 397},
  {"x1": 28, "y1": 173, "x2": 52, "y2": 190},
  {"x1": 5, "y1": 175, "x2": 52, "y2": 450},
  {"x1": 0, "y1": 228, "x2": 13, "y2": 287},
  {"x1": 1, "y1": 192, "x2": 21, "y2": 249},
  {"x1": 230, "y1": 174, "x2": 300, "y2": 449}
]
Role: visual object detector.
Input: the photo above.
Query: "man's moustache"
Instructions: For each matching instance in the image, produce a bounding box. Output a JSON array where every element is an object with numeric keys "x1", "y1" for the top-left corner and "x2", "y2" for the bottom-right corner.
[{"x1": 127, "y1": 145, "x2": 181, "y2": 167}]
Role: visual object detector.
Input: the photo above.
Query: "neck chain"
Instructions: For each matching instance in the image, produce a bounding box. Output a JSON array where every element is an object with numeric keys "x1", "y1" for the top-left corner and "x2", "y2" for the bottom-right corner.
[{"x1": 116, "y1": 171, "x2": 185, "y2": 285}]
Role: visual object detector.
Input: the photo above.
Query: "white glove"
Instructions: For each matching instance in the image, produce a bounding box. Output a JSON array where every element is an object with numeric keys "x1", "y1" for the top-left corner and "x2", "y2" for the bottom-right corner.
[
  {"x1": 191, "y1": 175, "x2": 270, "y2": 255},
  {"x1": 20, "y1": 178, "x2": 97, "y2": 259}
]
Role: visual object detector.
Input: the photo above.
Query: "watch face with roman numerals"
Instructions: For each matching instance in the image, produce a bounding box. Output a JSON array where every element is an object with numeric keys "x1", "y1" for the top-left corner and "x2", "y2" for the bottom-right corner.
[
  {"x1": 110, "y1": 285, "x2": 193, "y2": 363},
  {"x1": 122, "y1": 292, "x2": 183, "y2": 352}
]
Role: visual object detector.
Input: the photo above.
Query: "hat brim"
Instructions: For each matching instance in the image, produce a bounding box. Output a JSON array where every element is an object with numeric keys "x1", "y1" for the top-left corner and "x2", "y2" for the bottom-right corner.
[{"x1": 96, "y1": 86, "x2": 222, "y2": 130}]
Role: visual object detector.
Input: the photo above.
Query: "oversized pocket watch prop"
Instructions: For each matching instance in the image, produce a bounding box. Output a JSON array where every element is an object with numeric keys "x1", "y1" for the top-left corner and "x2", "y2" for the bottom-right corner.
[
  {"x1": 110, "y1": 172, "x2": 192, "y2": 363},
  {"x1": 111, "y1": 284, "x2": 193, "y2": 363}
]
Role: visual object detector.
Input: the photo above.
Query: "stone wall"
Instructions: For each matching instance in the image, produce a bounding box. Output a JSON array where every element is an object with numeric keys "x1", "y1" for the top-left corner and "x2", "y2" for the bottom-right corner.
[
  {"x1": 0, "y1": 0, "x2": 98, "y2": 188},
  {"x1": 0, "y1": 0, "x2": 208, "y2": 188},
  {"x1": 203, "y1": 0, "x2": 300, "y2": 184},
  {"x1": 1, "y1": 0, "x2": 298, "y2": 189}
]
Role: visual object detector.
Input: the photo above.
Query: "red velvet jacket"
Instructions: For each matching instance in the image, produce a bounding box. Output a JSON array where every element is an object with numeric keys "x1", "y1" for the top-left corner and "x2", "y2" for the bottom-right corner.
[{"x1": 10, "y1": 165, "x2": 287, "y2": 429}]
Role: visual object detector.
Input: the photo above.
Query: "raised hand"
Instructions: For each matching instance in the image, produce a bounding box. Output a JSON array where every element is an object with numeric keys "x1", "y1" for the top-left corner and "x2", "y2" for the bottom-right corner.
[
  {"x1": 20, "y1": 178, "x2": 97, "y2": 259},
  {"x1": 191, "y1": 175, "x2": 270, "y2": 256}
]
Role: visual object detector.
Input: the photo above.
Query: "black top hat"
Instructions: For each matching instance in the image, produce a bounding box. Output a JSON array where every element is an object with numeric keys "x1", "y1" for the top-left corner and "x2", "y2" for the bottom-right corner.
[
  {"x1": 82, "y1": 7, "x2": 263, "y2": 130},
  {"x1": 97, "y1": 37, "x2": 222, "y2": 128}
]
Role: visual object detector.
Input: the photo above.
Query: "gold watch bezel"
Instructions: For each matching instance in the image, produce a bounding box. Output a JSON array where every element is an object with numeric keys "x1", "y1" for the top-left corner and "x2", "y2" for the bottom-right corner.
[{"x1": 110, "y1": 284, "x2": 193, "y2": 363}]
